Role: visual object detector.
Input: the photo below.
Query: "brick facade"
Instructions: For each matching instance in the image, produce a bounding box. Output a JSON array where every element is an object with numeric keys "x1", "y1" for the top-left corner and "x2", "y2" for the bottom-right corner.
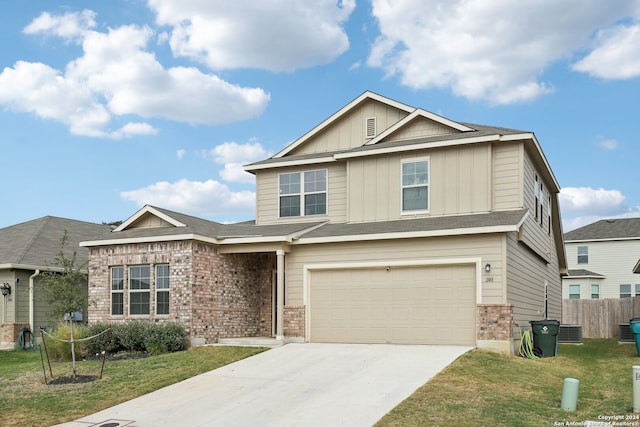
[
  {"x1": 88, "y1": 240, "x2": 275, "y2": 344},
  {"x1": 476, "y1": 304, "x2": 514, "y2": 341},
  {"x1": 0, "y1": 322, "x2": 30, "y2": 344},
  {"x1": 283, "y1": 305, "x2": 305, "y2": 337}
]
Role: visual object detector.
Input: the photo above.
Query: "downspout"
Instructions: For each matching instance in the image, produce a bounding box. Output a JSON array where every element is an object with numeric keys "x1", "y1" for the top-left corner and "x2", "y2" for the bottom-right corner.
[{"x1": 29, "y1": 270, "x2": 40, "y2": 333}]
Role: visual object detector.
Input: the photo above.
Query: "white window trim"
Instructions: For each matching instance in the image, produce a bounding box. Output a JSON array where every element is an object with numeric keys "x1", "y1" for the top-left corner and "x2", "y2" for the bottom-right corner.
[
  {"x1": 278, "y1": 169, "x2": 328, "y2": 218},
  {"x1": 569, "y1": 284, "x2": 581, "y2": 299},
  {"x1": 401, "y1": 157, "x2": 430, "y2": 215}
]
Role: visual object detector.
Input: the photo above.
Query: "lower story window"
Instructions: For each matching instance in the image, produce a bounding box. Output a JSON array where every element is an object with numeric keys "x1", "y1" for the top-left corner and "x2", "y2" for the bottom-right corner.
[
  {"x1": 156, "y1": 264, "x2": 170, "y2": 315},
  {"x1": 111, "y1": 266, "x2": 124, "y2": 315},
  {"x1": 591, "y1": 284, "x2": 599, "y2": 299},
  {"x1": 569, "y1": 284, "x2": 581, "y2": 300},
  {"x1": 620, "y1": 284, "x2": 632, "y2": 298},
  {"x1": 130, "y1": 265, "x2": 151, "y2": 315}
]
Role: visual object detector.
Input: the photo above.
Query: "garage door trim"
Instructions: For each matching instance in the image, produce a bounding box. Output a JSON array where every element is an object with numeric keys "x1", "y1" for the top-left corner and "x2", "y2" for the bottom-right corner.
[{"x1": 303, "y1": 257, "x2": 482, "y2": 343}]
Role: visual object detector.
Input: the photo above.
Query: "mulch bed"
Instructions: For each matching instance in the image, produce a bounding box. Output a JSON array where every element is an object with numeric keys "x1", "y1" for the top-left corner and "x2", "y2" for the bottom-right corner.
[{"x1": 48, "y1": 375, "x2": 98, "y2": 385}]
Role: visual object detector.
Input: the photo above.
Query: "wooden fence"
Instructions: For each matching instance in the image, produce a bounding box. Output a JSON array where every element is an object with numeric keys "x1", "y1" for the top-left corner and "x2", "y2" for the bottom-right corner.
[{"x1": 562, "y1": 297, "x2": 640, "y2": 338}]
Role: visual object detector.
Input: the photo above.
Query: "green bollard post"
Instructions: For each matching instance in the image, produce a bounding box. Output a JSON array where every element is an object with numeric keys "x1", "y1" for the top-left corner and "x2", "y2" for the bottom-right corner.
[{"x1": 561, "y1": 378, "x2": 579, "y2": 411}]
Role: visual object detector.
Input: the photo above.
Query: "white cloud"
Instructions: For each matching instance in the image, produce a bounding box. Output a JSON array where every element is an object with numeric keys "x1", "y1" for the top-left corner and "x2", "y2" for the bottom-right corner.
[
  {"x1": 367, "y1": 0, "x2": 636, "y2": 104},
  {"x1": 572, "y1": 23, "x2": 640, "y2": 79},
  {"x1": 200, "y1": 141, "x2": 271, "y2": 184},
  {"x1": 176, "y1": 149, "x2": 186, "y2": 159},
  {"x1": 120, "y1": 179, "x2": 255, "y2": 217},
  {"x1": 147, "y1": 0, "x2": 355, "y2": 71},
  {"x1": 598, "y1": 139, "x2": 618, "y2": 150},
  {"x1": 0, "y1": 11, "x2": 270, "y2": 137},
  {"x1": 559, "y1": 187, "x2": 626, "y2": 216},
  {"x1": 23, "y1": 9, "x2": 96, "y2": 41}
]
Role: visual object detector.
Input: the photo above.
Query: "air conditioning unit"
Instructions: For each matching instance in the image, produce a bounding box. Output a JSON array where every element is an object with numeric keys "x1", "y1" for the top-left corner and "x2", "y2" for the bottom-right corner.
[
  {"x1": 620, "y1": 323, "x2": 634, "y2": 342},
  {"x1": 558, "y1": 324, "x2": 582, "y2": 343}
]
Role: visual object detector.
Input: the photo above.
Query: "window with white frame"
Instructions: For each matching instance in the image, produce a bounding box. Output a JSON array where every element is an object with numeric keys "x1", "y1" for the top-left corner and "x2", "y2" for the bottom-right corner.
[
  {"x1": 129, "y1": 265, "x2": 151, "y2": 315},
  {"x1": 111, "y1": 266, "x2": 124, "y2": 315},
  {"x1": 534, "y1": 174, "x2": 539, "y2": 221},
  {"x1": 636, "y1": 284, "x2": 640, "y2": 297},
  {"x1": 547, "y1": 194, "x2": 552, "y2": 235},
  {"x1": 591, "y1": 284, "x2": 599, "y2": 299},
  {"x1": 401, "y1": 159, "x2": 429, "y2": 212},
  {"x1": 569, "y1": 284, "x2": 581, "y2": 299},
  {"x1": 621, "y1": 284, "x2": 632, "y2": 298},
  {"x1": 156, "y1": 264, "x2": 170, "y2": 315},
  {"x1": 577, "y1": 246, "x2": 588, "y2": 264},
  {"x1": 279, "y1": 170, "x2": 327, "y2": 217},
  {"x1": 539, "y1": 181, "x2": 544, "y2": 226}
]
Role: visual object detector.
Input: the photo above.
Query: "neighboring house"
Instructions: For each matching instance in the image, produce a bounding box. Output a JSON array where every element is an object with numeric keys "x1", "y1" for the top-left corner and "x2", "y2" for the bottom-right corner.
[
  {"x1": 81, "y1": 91, "x2": 566, "y2": 354},
  {"x1": 563, "y1": 218, "x2": 640, "y2": 300},
  {"x1": 0, "y1": 216, "x2": 112, "y2": 348}
]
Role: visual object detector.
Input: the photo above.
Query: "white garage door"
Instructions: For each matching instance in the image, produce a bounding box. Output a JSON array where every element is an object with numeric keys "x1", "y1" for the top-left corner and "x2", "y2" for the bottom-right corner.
[{"x1": 309, "y1": 264, "x2": 476, "y2": 345}]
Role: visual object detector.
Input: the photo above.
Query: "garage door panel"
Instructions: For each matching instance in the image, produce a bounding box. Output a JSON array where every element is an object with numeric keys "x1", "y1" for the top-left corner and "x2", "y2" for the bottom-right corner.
[{"x1": 310, "y1": 264, "x2": 476, "y2": 345}]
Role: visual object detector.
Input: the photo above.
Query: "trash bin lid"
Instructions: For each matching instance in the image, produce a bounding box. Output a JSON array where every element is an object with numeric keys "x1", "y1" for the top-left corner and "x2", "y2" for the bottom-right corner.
[
  {"x1": 630, "y1": 317, "x2": 640, "y2": 323},
  {"x1": 530, "y1": 319, "x2": 560, "y2": 326}
]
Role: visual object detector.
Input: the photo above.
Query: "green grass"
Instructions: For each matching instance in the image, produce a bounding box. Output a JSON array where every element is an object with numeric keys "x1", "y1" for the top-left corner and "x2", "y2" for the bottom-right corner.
[
  {"x1": 0, "y1": 346, "x2": 267, "y2": 427},
  {"x1": 377, "y1": 339, "x2": 640, "y2": 427}
]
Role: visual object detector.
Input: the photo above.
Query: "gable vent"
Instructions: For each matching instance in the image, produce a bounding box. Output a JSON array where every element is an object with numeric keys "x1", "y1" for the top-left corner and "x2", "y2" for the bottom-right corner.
[{"x1": 365, "y1": 117, "x2": 376, "y2": 139}]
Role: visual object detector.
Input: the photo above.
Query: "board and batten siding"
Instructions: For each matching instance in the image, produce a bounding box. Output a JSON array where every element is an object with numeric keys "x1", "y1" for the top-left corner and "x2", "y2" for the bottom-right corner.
[
  {"x1": 492, "y1": 143, "x2": 523, "y2": 211},
  {"x1": 288, "y1": 99, "x2": 410, "y2": 156},
  {"x1": 285, "y1": 234, "x2": 505, "y2": 306},
  {"x1": 385, "y1": 116, "x2": 457, "y2": 142},
  {"x1": 506, "y1": 231, "x2": 562, "y2": 327},
  {"x1": 255, "y1": 163, "x2": 347, "y2": 225},
  {"x1": 347, "y1": 144, "x2": 492, "y2": 222}
]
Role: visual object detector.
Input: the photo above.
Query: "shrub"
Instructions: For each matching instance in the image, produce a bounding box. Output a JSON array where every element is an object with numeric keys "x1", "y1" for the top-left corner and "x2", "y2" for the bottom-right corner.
[
  {"x1": 43, "y1": 321, "x2": 88, "y2": 362},
  {"x1": 85, "y1": 321, "x2": 186, "y2": 356}
]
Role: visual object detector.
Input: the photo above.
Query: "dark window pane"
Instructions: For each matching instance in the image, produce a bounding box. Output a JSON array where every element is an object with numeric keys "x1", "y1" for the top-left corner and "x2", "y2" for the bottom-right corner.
[
  {"x1": 280, "y1": 195, "x2": 301, "y2": 217},
  {"x1": 157, "y1": 291, "x2": 169, "y2": 315},
  {"x1": 111, "y1": 293, "x2": 123, "y2": 315},
  {"x1": 304, "y1": 193, "x2": 327, "y2": 215},
  {"x1": 402, "y1": 187, "x2": 428, "y2": 211},
  {"x1": 130, "y1": 292, "x2": 150, "y2": 315}
]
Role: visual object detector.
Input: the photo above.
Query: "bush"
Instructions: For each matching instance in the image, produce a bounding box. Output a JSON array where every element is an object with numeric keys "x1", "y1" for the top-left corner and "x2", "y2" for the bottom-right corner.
[
  {"x1": 85, "y1": 321, "x2": 186, "y2": 356},
  {"x1": 43, "y1": 322, "x2": 88, "y2": 362}
]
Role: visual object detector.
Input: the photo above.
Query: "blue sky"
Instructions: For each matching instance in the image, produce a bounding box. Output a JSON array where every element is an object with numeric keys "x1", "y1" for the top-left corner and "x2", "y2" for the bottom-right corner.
[{"x1": 1, "y1": 1, "x2": 639, "y2": 232}]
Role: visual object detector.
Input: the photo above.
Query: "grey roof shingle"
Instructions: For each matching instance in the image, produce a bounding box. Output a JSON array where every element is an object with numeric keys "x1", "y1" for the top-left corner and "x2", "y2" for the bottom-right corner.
[
  {"x1": 0, "y1": 216, "x2": 112, "y2": 267},
  {"x1": 564, "y1": 218, "x2": 640, "y2": 241},
  {"x1": 300, "y1": 209, "x2": 528, "y2": 239},
  {"x1": 566, "y1": 269, "x2": 605, "y2": 277}
]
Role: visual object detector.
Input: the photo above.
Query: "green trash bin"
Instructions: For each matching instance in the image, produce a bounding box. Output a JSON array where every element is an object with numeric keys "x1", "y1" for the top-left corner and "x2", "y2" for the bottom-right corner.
[
  {"x1": 629, "y1": 318, "x2": 640, "y2": 356},
  {"x1": 530, "y1": 320, "x2": 560, "y2": 357}
]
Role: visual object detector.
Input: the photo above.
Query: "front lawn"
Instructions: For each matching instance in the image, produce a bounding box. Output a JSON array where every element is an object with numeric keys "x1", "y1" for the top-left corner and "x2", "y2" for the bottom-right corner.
[
  {"x1": 377, "y1": 339, "x2": 639, "y2": 426},
  {"x1": 0, "y1": 346, "x2": 267, "y2": 427}
]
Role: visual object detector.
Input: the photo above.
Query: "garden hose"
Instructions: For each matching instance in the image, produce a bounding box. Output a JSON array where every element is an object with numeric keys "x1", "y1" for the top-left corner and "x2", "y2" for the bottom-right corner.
[{"x1": 518, "y1": 326, "x2": 540, "y2": 359}]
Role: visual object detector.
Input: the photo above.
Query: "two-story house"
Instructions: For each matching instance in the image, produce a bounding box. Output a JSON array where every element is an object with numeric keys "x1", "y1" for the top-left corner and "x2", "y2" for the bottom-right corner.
[
  {"x1": 563, "y1": 218, "x2": 640, "y2": 300},
  {"x1": 81, "y1": 91, "x2": 566, "y2": 354}
]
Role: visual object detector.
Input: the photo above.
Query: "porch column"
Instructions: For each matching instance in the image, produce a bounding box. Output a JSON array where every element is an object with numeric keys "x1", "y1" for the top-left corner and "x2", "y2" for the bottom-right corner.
[{"x1": 276, "y1": 250, "x2": 285, "y2": 340}]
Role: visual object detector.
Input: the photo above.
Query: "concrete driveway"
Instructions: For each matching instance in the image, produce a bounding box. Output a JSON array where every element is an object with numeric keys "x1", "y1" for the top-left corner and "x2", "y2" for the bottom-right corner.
[{"x1": 55, "y1": 343, "x2": 471, "y2": 427}]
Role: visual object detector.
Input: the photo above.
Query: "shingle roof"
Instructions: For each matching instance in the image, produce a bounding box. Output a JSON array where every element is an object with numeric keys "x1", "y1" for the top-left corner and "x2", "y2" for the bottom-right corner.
[
  {"x1": 300, "y1": 209, "x2": 528, "y2": 239},
  {"x1": 566, "y1": 269, "x2": 605, "y2": 277},
  {"x1": 0, "y1": 216, "x2": 112, "y2": 267},
  {"x1": 564, "y1": 218, "x2": 640, "y2": 241}
]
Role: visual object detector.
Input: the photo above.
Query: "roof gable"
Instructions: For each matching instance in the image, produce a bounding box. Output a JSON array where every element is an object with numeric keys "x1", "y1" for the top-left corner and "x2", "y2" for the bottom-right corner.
[
  {"x1": 114, "y1": 205, "x2": 187, "y2": 232},
  {"x1": 564, "y1": 218, "x2": 640, "y2": 241}
]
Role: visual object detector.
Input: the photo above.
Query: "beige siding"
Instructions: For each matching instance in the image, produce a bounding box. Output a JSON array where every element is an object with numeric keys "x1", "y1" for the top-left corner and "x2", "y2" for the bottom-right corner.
[
  {"x1": 492, "y1": 143, "x2": 523, "y2": 210},
  {"x1": 285, "y1": 234, "x2": 505, "y2": 306},
  {"x1": 255, "y1": 163, "x2": 347, "y2": 225},
  {"x1": 506, "y1": 231, "x2": 562, "y2": 328},
  {"x1": 289, "y1": 99, "x2": 409, "y2": 156},
  {"x1": 385, "y1": 116, "x2": 457, "y2": 141},
  {"x1": 348, "y1": 144, "x2": 491, "y2": 222},
  {"x1": 128, "y1": 212, "x2": 173, "y2": 229},
  {"x1": 518, "y1": 148, "x2": 553, "y2": 261}
]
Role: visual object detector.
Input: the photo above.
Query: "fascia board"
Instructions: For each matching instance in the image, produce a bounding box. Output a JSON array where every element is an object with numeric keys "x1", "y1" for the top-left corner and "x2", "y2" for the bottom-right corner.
[
  {"x1": 293, "y1": 224, "x2": 519, "y2": 245},
  {"x1": 0, "y1": 263, "x2": 66, "y2": 272},
  {"x1": 365, "y1": 109, "x2": 473, "y2": 146},
  {"x1": 564, "y1": 274, "x2": 605, "y2": 279},
  {"x1": 80, "y1": 233, "x2": 220, "y2": 247},
  {"x1": 565, "y1": 237, "x2": 640, "y2": 243},
  {"x1": 244, "y1": 156, "x2": 336, "y2": 172},
  {"x1": 113, "y1": 205, "x2": 186, "y2": 232},
  {"x1": 273, "y1": 91, "x2": 415, "y2": 159}
]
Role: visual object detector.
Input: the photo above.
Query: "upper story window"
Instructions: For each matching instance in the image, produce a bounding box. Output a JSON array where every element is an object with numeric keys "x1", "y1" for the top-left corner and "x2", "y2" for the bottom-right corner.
[
  {"x1": 547, "y1": 194, "x2": 552, "y2": 235},
  {"x1": 111, "y1": 266, "x2": 124, "y2": 316},
  {"x1": 130, "y1": 265, "x2": 151, "y2": 315},
  {"x1": 569, "y1": 284, "x2": 581, "y2": 299},
  {"x1": 577, "y1": 246, "x2": 588, "y2": 264},
  {"x1": 279, "y1": 170, "x2": 327, "y2": 217},
  {"x1": 402, "y1": 158, "x2": 429, "y2": 212},
  {"x1": 621, "y1": 284, "x2": 632, "y2": 298},
  {"x1": 534, "y1": 174, "x2": 539, "y2": 221}
]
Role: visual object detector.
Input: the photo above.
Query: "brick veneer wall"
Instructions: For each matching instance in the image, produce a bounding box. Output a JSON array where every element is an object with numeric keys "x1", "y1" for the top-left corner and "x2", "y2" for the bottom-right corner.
[
  {"x1": 477, "y1": 304, "x2": 514, "y2": 341},
  {"x1": 88, "y1": 240, "x2": 274, "y2": 344},
  {"x1": 0, "y1": 322, "x2": 30, "y2": 343},
  {"x1": 283, "y1": 305, "x2": 305, "y2": 337}
]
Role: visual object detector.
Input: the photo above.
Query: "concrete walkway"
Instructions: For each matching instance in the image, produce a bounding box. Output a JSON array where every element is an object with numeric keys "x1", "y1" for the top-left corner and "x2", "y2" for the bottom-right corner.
[{"x1": 54, "y1": 343, "x2": 471, "y2": 427}]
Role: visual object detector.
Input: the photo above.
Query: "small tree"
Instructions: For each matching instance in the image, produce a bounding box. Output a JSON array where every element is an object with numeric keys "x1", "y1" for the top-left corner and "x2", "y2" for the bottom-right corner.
[
  {"x1": 40, "y1": 230, "x2": 90, "y2": 319},
  {"x1": 40, "y1": 230, "x2": 90, "y2": 378}
]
